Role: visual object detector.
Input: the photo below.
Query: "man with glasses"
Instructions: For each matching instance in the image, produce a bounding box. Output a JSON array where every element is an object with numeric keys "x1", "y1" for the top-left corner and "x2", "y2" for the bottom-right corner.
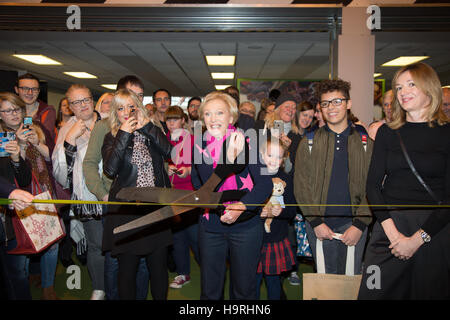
[
  {"x1": 294, "y1": 79, "x2": 373, "y2": 275},
  {"x1": 52, "y1": 84, "x2": 105, "y2": 300},
  {"x1": 153, "y1": 89, "x2": 172, "y2": 134},
  {"x1": 82, "y1": 75, "x2": 151, "y2": 300},
  {"x1": 14, "y1": 73, "x2": 56, "y2": 144}
]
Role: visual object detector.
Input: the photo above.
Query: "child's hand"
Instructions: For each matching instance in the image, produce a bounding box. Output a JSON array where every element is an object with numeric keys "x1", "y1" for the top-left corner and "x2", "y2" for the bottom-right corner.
[
  {"x1": 271, "y1": 204, "x2": 282, "y2": 217},
  {"x1": 260, "y1": 202, "x2": 272, "y2": 218},
  {"x1": 221, "y1": 202, "x2": 246, "y2": 224}
]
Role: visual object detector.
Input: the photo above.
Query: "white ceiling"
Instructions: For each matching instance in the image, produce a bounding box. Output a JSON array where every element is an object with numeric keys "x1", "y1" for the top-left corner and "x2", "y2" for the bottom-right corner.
[{"x1": 0, "y1": 29, "x2": 449, "y2": 98}]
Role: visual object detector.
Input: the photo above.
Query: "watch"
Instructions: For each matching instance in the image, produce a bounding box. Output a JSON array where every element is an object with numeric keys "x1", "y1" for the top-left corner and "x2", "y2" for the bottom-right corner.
[{"x1": 419, "y1": 229, "x2": 431, "y2": 243}]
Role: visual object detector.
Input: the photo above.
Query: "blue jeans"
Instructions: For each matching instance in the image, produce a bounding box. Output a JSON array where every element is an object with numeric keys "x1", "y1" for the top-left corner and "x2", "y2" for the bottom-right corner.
[
  {"x1": 256, "y1": 273, "x2": 281, "y2": 300},
  {"x1": 172, "y1": 222, "x2": 200, "y2": 275},
  {"x1": 3, "y1": 239, "x2": 31, "y2": 299},
  {"x1": 40, "y1": 243, "x2": 59, "y2": 288},
  {"x1": 199, "y1": 221, "x2": 263, "y2": 300}
]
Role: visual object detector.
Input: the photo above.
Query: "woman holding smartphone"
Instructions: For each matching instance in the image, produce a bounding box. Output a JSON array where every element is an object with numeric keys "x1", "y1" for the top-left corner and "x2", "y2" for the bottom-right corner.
[
  {"x1": 254, "y1": 94, "x2": 301, "y2": 174},
  {"x1": 0, "y1": 92, "x2": 60, "y2": 299},
  {"x1": 102, "y1": 89, "x2": 173, "y2": 300}
]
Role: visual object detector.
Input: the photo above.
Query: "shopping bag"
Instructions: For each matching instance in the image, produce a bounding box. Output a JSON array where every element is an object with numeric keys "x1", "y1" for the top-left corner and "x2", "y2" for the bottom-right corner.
[
  {"x1": 303, "y1": 238, "x2": 362, "y2": 300},
  {"x1": 8, "y1": 191, "x2": 65, "y2": 254}
]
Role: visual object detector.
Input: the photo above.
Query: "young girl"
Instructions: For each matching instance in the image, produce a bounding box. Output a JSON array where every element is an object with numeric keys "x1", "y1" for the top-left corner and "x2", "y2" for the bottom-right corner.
[
  {"x1": 164, "y1": 106, "x2": 200, "y2": 289},
  {"x1": 191, "y1": 91, "x2": 273, "y2": 300},
  {"x1": 257, "y1": 136, "x2": 297, "y2": 300},
  {"x1": 102, "y1": 89, "x2": 173, "y2": 300}
]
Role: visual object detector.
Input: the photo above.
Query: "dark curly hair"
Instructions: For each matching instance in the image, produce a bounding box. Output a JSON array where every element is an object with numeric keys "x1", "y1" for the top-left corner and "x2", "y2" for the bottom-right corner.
[{"x1": 315, "y1": 79, "x2": 351, "y2": 101}]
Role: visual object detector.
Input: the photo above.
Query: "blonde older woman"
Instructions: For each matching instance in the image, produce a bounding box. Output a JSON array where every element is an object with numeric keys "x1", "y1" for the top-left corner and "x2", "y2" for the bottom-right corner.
[
  {"x1": 359, "y1": 62, "x2": 450, "y2": 299},
  {"x1": 102, "y1": 89, "x2": 173, "y2": 300},
  {"x1": 254, "y1": 94, "x2": 301, "y2": 173}
]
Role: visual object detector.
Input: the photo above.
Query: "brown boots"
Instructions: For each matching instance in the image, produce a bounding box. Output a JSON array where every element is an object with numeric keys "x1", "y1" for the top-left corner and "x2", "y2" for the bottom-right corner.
[{"x1": 41, "y1": 286, "x2": 60, "y2": 300}]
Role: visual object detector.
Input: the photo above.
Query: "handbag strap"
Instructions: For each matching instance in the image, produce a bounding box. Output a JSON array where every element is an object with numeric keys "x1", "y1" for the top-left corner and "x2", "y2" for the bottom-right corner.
[
  {"x1": 395, "y1": 131, "x2": 442, "y2": 205},
  {"x1": 316, "y1": 238, "x2": 355, "y2": 276}
]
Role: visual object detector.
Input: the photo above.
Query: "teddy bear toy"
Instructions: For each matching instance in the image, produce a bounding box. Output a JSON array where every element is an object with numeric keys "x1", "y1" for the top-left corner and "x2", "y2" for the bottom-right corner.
[{"x1": 264, "y1": 177, "x2": 286, "y2": 233}]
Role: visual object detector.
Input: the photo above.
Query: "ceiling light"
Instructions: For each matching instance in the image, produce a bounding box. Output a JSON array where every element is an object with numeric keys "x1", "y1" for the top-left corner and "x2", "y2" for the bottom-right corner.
[
  {"x1": 13, "y1": 54, "x2": 62, "y2": 65},
  {"x1": 211, "y1": 72, "x2": 234, "y2": 80},
  {"x1": 374, "y1": 73, "x2": 382, "y2": 78},
  {"x1": 63, "y1": 72, "x2": 97, "y2": 79},
  {"x1": 102, "y1": 84, "x2": 117, "y2": 90},
  {"x1": 215, "y1": 85, "x2": 230, "y2": 90},
  {"x1": 206, "y1": 55, "x2": 235, "y2": 66},
  {"x1": 381, "y1": 56, "x2": 429, "y2": 67}
]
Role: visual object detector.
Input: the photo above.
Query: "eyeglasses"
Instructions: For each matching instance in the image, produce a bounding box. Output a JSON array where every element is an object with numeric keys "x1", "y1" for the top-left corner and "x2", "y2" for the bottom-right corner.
[
  {"x1": 188, "y1": 104, "x2": 200, "y2": 109},
  {"x1": 17, "y1": 86, "x2": 40, "y2": 93},
  {"x1": 69, "y1": 97, "x2": 93, "y2": 107},
  {"x1": 319, "y1": 98, "x2": 348, "y2": 109},
  {"x1": 0, "y1": 107, "x2": 22, "y2": 115}
]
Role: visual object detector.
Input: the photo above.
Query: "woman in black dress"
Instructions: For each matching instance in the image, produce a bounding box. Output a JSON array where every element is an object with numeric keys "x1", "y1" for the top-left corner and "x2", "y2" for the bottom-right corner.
[{"x1": 359, "y1": 62, "x2": 449, "y2": 299}]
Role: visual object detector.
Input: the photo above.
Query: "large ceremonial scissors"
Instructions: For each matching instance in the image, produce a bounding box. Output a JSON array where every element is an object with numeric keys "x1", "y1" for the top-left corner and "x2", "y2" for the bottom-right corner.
[{"x1": 114, "y1": 144, "x2": 252, "y2": 234}]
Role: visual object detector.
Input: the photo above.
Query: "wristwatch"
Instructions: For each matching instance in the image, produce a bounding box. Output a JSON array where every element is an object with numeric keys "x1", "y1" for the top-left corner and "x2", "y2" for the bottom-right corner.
[{"x1": 419, "y1": 229, "x2": 431, "y2": 243}]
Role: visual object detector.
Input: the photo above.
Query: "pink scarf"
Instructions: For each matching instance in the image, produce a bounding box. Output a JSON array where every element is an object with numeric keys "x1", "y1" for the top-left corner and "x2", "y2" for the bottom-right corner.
[{"x1": 203, "y1": 125, "x2": 238, "y2": 220}]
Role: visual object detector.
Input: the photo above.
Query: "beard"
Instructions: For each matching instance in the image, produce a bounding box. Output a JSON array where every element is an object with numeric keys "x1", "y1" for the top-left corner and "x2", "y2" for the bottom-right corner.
[{"x1": 189, "y1": 113, "x2": 199, "y2": 121}]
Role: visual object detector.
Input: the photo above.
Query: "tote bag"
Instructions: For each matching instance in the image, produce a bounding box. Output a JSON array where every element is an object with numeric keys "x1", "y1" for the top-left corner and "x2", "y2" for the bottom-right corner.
[
  {"x1": 303, "y1": 237, "x2": 362, "y2": 300},
  {"x1": 8, "y1": 187, "x2": 65, "y2": 255}
]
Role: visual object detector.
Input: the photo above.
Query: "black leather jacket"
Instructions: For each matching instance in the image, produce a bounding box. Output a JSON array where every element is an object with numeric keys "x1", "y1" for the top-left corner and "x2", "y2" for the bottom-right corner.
[
  {"x1": 101, "y1": 121, "x2": 173, "y2": 255},
  {"x1": 102, "y1": 121, "x2": 172, "y2": 201}
]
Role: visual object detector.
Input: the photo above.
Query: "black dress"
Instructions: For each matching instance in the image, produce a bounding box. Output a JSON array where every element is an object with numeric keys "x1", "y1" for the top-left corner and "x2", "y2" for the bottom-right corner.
[{"x1": 358, "y1": 122, "x2": 450, "y2": 299}]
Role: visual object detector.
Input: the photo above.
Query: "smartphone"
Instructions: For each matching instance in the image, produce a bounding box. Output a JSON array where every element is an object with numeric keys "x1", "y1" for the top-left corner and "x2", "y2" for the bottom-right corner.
[
  {"x1": 273, "y1": 120, "x2": 284, "y2": 134},
  {"x1": 24, "y1": 117, "x2": 33, "y2": 128},
  {"x1": 0, "y1": 132, "x2": 16, "y2": 157},
  {"x1": 23, "y1": 117, "x2": 33, "y2": 134}
]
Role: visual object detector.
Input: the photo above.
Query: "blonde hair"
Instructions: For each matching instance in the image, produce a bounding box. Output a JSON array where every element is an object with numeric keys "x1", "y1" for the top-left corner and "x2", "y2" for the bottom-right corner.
[
  {"x1": 199, "y1": 91, "x2": 239, "y2": 125},
  {"x1": 0, "y1": 92, "x2": 45, "y2": 142},
  {"x1": 264, "y1": 106, "x2": 300, "y2": 135},
  {"x1": 95, "y1": 92, "x2": 114, "y2": 113},
  {"x1": 108, "y1": 89, "x2": 150, "y2": 136},
  {"x1": 389, "y1": 62, "x2": 447, "y2": 129}
]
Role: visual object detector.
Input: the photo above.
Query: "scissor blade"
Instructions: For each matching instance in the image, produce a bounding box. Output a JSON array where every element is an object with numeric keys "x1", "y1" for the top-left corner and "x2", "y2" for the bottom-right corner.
[
  {"x1": 113, "y1": 205, "x2": 195, "y2": 234},
  {"x1": 116, "y1": 187, "x2": 191, "y2": 204}
]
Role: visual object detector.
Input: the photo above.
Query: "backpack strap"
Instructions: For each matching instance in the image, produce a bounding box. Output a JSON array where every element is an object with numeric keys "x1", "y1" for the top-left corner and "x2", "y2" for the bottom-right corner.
[
  {"x1": 353, "y1": 124, "x2": 368, "y2": 152},
  {"x1": 305, "y1": 130, "x2": 315, "y2": 154}
]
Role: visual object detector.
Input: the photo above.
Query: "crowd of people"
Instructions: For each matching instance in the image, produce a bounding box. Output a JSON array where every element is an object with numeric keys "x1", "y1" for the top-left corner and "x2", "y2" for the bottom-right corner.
[{"x1": 0, "y1": 61, "x2": 448, "y2": 300}]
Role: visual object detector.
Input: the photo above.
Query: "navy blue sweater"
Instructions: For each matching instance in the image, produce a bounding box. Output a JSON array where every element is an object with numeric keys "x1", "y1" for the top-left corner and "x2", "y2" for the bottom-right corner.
[{"x1": 191, "y1": 134, "x2": 273, "y2": 233}]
